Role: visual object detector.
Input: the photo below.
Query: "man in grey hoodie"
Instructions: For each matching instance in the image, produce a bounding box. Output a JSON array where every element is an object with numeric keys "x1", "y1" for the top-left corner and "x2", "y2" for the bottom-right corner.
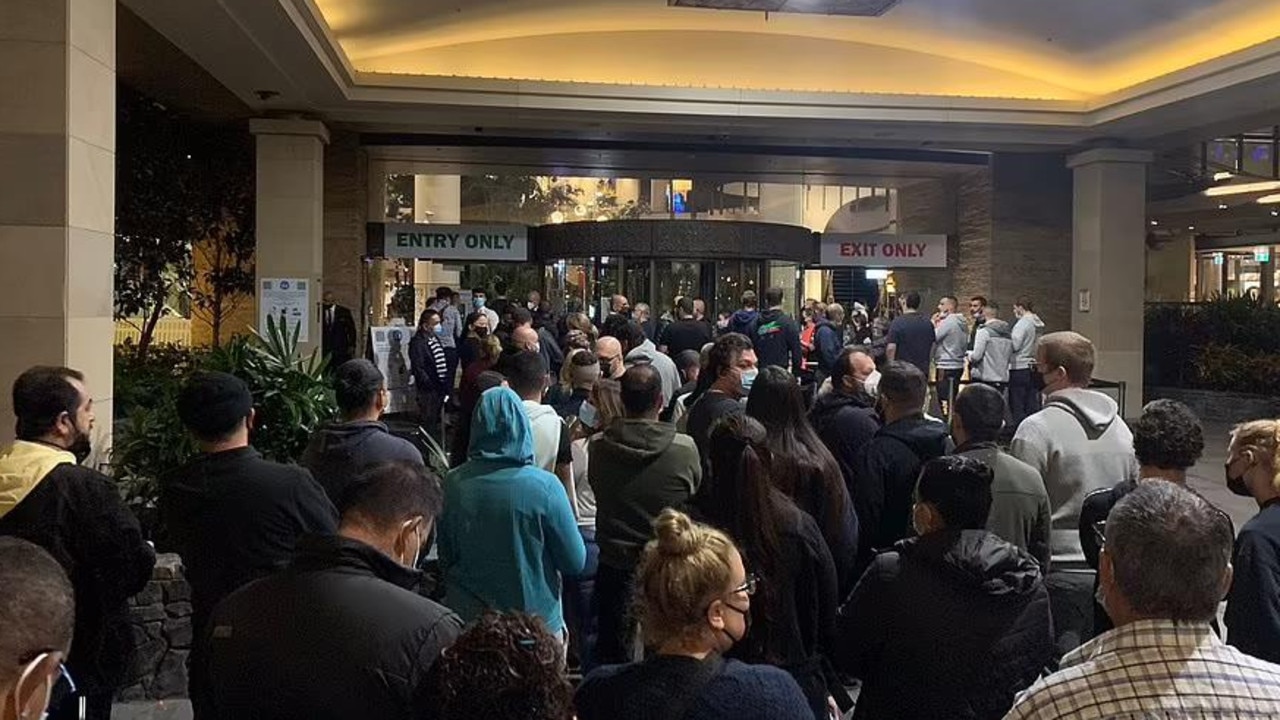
[
  {"x1": 1009, "y1": 297, "x2": 1047, "y2": 427},
  {"x1": 1011, "y1": 331, "x2": 1138, "y2": 655},
  {"x1": 932, "y1": 295, "x2": 969, "y2": 417},
  {"x1": 605, "y1": 316, "x2": 680, "y2": 406},
  {"x1": 966, "y1": 302, "x2": 1014, "y2": 387}
]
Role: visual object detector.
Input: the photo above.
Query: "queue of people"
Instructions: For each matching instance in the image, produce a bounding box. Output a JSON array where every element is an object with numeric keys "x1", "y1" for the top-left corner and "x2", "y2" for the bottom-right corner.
[{"x1": 5, "y1": 284, "x2": 1280, "y2": 720}]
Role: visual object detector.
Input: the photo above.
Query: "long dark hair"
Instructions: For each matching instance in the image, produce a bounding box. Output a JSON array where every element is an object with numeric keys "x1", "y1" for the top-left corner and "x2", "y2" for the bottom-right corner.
[
  {"x1": 745, "y1": 366, "x2": 850, "y2": 555},
  {"x1": 701, "y1": 413, "x2": 790, "y2": 663}
]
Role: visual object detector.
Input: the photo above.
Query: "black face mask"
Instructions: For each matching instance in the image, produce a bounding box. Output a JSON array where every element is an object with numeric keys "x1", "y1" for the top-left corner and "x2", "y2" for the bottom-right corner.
[
  {"x1": 69, "y1": 428, "x2": 92, "y2": 465},
  {"x1": 475, "y1": 327, "x2": 489, "y2": 337},
  {"x1": 599, "y1": 361, "x2": 614, "y2": 378},
  {"x1": 1227, "y1": 461, "x2": 1252, "y2": 497},
  {"x1": 720, "y1": 601, "x2": 751, "y2": 646}
]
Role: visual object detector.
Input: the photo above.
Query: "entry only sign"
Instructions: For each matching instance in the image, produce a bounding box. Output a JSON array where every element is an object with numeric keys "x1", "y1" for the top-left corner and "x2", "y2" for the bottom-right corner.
[
  {"x1": 820, "y1": 233, "x2": 948, "y2": 268},
  {"x1": 383, "y1": 223, "x2": 529, "y2": 261}
]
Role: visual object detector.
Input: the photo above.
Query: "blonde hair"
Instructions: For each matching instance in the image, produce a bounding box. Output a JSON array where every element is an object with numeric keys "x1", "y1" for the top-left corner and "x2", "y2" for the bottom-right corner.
[
  {"x1": 635, "y1": 509, "x2": 738, "y2": 648},
  {"x1": 589, "y1": 378, "x2": 624, "y2": 428},
  {"x1": 1231, "y1": 419, "x2": 1280, "y2": 492}
]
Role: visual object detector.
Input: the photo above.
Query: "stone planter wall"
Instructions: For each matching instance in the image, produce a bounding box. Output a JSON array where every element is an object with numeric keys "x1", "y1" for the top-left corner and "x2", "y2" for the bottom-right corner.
[
  {"x1": 1147, "y1": 386, "x2": 1280, "y2": 425},
  {"x1": 117, "y1": 554, "x2": 192, "y2": 701}
]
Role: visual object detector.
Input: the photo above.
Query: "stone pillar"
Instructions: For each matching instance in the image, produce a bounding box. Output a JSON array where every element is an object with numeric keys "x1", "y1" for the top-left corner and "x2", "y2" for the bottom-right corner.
[
  {"x1": 250, "y1": 118, "x2": 329, "y2": 358},
  {"x1": 323, "y1": 131, "x2": 368, "y2": 342},
  {"x1": 0, "y1": 0, "x2": 116, "y2": 453},
  {"x1": 1068, "y1": 148, "x2": 1153, "y2": 418}
]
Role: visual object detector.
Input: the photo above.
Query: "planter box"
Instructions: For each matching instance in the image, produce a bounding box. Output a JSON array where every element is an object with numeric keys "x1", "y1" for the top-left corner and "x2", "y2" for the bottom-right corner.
[{"x1": 1147, "y1": 387, "x2": 1280, "y2": 424}]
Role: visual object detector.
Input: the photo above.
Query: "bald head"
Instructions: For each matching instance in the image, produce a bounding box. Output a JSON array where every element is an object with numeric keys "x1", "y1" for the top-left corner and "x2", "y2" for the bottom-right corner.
[
  {"x1": 512, "y1": 325, "x2": 539, "y2": 353},
  {"x1": 833, "y1": 347, "x2": 876, "y2": 396},
  {"x1": 596, "y1": 336, "x2": 624, "y2": 379},
  {"x1": 0, "y1": 538, "x2": 74, "y2": 695}
]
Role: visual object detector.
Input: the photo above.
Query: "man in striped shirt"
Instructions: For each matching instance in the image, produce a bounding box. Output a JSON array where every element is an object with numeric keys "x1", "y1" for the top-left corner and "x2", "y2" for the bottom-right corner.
[{"x1": 1006, "y1": 481, "x2": 1280, "y2": 719}]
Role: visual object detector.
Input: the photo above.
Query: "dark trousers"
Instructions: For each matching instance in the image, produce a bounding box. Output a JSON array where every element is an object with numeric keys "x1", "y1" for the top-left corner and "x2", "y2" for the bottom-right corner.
[
  {"x1": 442, "y1": 347, "x2": 459, "y2": 395},
  {"x1": 563, "y1": 527, "x2": 600, "y2": 671},
  {"x1": 1046, "y1": 570, "x2": 1095, "y2": 658},
  {"x1": 593, "y1": 562, "x2": 637, "y2": 667},
  {"x1": 1009, "y1": 368, "x2": 1042, "y2": 428},
  {"x1": 418, "y1": 387, "x2": 443, "y2": 440},
  {"x1": 935, "y1": 367, "x2": 963, "y2": 418}
]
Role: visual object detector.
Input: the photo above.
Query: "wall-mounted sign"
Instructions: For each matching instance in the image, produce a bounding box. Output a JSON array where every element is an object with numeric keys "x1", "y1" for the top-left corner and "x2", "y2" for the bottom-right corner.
[
  {"x1": 260, "y1": 278, "x2": 309, "y2": 342},
  {"x1": 382, "y1": 223, "x2": 529, "y2": 261},
  {"x1": 819, "y1": 233, "x2": 948, "y2": 268}
]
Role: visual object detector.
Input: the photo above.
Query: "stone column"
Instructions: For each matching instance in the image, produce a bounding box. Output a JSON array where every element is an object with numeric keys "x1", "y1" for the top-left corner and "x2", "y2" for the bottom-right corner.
[
  {"x1": 250, "y1": 118, "x2": 328, "y2": 358},
  {"x1": 0, "y1": 0, "x2": 116, "y2": 453},
  {"x1": 1068, "y1": 148, "x2": 1153, "y2": 419}
]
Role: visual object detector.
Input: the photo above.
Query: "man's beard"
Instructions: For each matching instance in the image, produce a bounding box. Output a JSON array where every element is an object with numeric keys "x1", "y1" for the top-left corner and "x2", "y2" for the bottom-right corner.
[{"x1": 68, "y1": 428, "x2": 92, "y2": 465}]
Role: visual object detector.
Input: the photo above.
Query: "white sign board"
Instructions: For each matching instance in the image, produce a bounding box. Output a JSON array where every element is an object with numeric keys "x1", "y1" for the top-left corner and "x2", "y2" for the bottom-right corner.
[
  {"x1": 369, "y1": 326, "x2": 416, "y2": 414},
  {"x1": 259, "y1": 278, "x2": 310, "y2": 342},
  {"x1": 819, "y1": 233, "x2": 948, "y2": 268},
  {"x1": 383, "y1": 223, "x2": 529, "y2": 261}
]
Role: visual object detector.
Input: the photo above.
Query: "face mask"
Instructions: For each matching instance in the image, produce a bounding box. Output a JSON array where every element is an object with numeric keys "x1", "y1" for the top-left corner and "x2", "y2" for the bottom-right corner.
[
  {"x1": 599, "y1": 360, "x2": 614, "y2": 378},
  {"x1": 720, "y1": 601, "x2": 751, "y2": 646},
  {"x1": 401, "y1": 519, "x2": 423, "y2": 569},
  {"x1": 432, "y1": 323, "x2": 443, "y2": 335},
  {"x1": 1227, "y1": 460, "x2": 1252, "y2": 497},
  {"x1": 475, "y1": 327, "x2": 489, "y2": 337},
  {"x1": 578, "y1": 401, "x2": 601, "y2": 430},
  {"x1": 474, "y1": 298, "x2": 486, "y2": 309},
  {"x1": 530, "y1": 343, "x2": 541, "y2": 354},
  {"x1": 863, "y1": 370, "x2": 881, "y2": 398},
  {"x1": 739, "y1": 368, "x2": 758, "y2": 395},
  {"x1": 11, "y1": 653, "x2": 58, "y2": 720},
  {"x1": 528, "y1": 302, "x2": 538, "y2": 311}
]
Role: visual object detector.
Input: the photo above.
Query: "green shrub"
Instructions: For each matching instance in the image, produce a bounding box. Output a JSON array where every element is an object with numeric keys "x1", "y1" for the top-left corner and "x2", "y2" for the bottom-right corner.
[{"x1": 1146, "y1": 296, "x2": 1280, "y2": 395}]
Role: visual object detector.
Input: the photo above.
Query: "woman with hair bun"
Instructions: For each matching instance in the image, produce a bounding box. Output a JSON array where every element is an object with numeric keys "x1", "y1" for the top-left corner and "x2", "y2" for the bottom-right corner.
[{"x1": 574, "y1": 509, "x2": 812, "y2": 720}]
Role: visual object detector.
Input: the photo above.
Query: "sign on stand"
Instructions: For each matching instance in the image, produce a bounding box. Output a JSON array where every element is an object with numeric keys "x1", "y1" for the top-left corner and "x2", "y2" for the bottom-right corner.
[
  {"x1": 819, "y1": 233, "x2": 948, "y2": 268},
  {"x1": 382, "y1": 223, "x2": 529, "y2": 261},
  {"x1": 259, "y1": 278, "x2": 310, "y2": 342},
  {"x1": 369, "y1": 325, "x2": 416, "y2": 414}
]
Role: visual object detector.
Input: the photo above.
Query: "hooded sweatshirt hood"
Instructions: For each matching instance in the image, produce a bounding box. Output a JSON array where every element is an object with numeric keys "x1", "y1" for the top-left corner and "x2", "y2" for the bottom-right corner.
[
  {"x1": 597, "y1": 418, "x2": 677, "y2": 463},
  {"x1": 898, "y1": 529, "x2": 1042, "y2": 598},
  {"x1": 469, "y1": 388, "x2": 535, "y2": 465},
  {"x1": 879, "y1": 415, "x2": 951, "y2": 458},
  {"x1": 982, "y1": 318, "x2": 1012, "y2": 338},
  {"x1": 0, "y1": 440, "x2": 75, "y2": 518},
  {"x1": 307, "y1": 421, "x2": 393, "y2": 463},
  {"x1": 811, "y1": 387, "x2": 876, "y2": 418},
  {"x1": 1045, "y1": 387, "x2": 1120, "y2": 439}
]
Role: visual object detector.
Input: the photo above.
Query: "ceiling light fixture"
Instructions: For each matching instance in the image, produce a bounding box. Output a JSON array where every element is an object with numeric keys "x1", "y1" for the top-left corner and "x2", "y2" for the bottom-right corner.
[
  {"x1": 1204, "y1": 181, "x2": 1280, "y2": 197},
  {"x1": 1258, "y1": 193, "x2": 1280, "y2": 204},
  {"x1": 1213, "y1": 171, "x2": 1235, "y2": 181},
  {"x1": 1218, "y1": 204, "x2": 1229, "y2": 210},
  {"x1": 1149, "y1": 220, "x2": 1158, "y2": 226}
]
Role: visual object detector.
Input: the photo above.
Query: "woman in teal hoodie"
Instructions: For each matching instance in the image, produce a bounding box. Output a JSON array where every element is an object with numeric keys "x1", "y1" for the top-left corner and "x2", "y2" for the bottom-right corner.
[{"x1": 439, "y1": 387, "x2": 587, "y2": 638}]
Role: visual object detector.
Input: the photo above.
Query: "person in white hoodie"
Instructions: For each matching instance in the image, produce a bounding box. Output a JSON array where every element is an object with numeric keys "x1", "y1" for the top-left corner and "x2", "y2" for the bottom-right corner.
[
  {"x1": 932, "y1": 295, "x2": 969, "y2": 418},
  {"x1": 506, "y1": 350, "x2": 577, "y2": 515},
  {"x1": 1011, "y1": 330, "x2": 1138, "y2": 655},
  {"x1": 1009, "y1": 297, "x2": 1047, "y2": 427}
]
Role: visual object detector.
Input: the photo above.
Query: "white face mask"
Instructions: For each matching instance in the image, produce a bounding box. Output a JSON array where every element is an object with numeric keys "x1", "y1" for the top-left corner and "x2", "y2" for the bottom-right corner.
[
  {"x1": 863, "y1": 370, "x2": 882, "y2": 398},
  {"x1": 578, "y1": 401, "x2": 601, "y2": 430}
]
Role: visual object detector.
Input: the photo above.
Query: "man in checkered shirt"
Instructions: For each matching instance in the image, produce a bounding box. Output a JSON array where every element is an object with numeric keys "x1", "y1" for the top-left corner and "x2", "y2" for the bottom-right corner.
[{"x1": 1006, "y1": 481, "x2": 1280, "y2": 719}]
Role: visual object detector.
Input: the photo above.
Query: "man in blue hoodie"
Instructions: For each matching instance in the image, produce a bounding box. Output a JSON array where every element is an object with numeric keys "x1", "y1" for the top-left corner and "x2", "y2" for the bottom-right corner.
[
  {"x1": 727, "y1": 290, "x2": 759, "y2": 336},
  {"x1": 439, "y1": 387, "x2": 586, "y2": 644}
]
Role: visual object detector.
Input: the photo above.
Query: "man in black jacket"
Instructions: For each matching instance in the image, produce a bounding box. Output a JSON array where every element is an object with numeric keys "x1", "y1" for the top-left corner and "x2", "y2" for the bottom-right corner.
[
  {"x1": 810, "y1": 347, "x2": 881, "y2": 500},
  {"x1": 207, "y1": 461, "x2": 462, "y2": 719},
  {"x1": 409, "y1": 308, "x2": 449, "y2": 438},
  {"x1": 161, "y1": 371, "x2": 338, "y2": 715},
  {"x1": 836, "y1": 456, "x2": 1054, "y2": 720},
  {"x1": 748, "y1": 286, "x2": 803, "y2": 375},
  {"x1": 0, "y1": 366, "x2": 156, "y2": 719},
  {"x1": 850, "y1": 361, "x2": 951, "y2": 574},
  {"x1": 302, "y1": 359, "x2": 425, "y2": 506},
  {"x1": 321, "y1": 291, "x2": 358, "y2": 367}
]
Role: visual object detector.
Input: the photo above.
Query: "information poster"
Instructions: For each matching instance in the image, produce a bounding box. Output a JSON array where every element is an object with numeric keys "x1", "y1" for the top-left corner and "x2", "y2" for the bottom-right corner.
[
  {"x1": 260, "y1": 278, "x2": 310, "y2": 342},
  {"x1": 370, "y1": 325, "x2": 416, "y2": 413}
]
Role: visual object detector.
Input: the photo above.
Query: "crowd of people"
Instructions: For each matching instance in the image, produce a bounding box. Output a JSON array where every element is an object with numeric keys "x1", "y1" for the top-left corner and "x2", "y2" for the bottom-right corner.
[{"x1": 3, "y1": 284, "x2": 1280, "y2": 720}]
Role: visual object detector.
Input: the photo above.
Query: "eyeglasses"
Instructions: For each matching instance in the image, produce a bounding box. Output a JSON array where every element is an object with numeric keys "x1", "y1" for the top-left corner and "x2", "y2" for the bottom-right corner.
[{"x1": 732, "y1": 574, "x2": 759, "y2": 597}]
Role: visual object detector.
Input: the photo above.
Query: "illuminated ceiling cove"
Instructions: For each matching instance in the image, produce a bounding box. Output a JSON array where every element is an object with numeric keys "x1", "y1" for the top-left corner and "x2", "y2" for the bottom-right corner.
[{"x1": 314, "y1": 0, "x2": 1280, "y2": 100}]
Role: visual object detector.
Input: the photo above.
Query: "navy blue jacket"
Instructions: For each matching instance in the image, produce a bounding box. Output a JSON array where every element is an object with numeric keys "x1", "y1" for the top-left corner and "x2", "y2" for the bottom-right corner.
[{"x1": 749, "y1": 308, "x2": 803, "y2": 375}]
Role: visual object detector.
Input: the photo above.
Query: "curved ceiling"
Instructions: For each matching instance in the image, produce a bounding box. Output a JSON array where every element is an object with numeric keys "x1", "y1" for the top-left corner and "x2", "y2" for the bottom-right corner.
[{"x1": 315, "y1": 0, "x2": 1280, "y2": 98}]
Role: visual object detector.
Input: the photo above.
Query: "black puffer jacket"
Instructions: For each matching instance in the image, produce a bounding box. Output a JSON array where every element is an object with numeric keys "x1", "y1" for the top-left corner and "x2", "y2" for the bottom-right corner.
[
  {"x1": 809, "y1": 390, "x2": 880, "y2": 502},
  {"x1": 835, "y1": 530, "x2": 1055, "y2": 720}
]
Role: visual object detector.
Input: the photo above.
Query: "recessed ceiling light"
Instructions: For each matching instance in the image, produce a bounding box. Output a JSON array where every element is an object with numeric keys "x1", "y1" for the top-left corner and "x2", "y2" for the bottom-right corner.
[
  {"x1": 1188, "y1": 226, "x2": 1196, "y2": 231},
  {"x1": 1218, "y1": 204, "x2": 1229, "y2": 210},
  {"x1": 1149, "y1": 220, "x2": 1158, "y2": 226},
  {"x1": 1205, "y1": 181, "x2": 1280, "y2": 197},
  {"x1": 1272, "y1": 210, "x2": 1279, "y2": 217},
  {"x1": 1213, "y1": 171, "x2": 1235, "y2": 181}
]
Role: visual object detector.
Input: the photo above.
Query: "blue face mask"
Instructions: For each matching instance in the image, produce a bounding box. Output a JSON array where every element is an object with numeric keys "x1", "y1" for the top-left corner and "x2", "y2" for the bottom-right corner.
[
  {"x1": 433, "y1": 323, "x2": 444, "y2": 335},
  {"x1": 474, "y1": 298, "x2": 486, "y2": 309},
  {"x1": 739, "y1": 368, "x2": 758, "y2": 395},
  {"x1": 579, "y1": 401, "x2": 601, "y2": 430}
]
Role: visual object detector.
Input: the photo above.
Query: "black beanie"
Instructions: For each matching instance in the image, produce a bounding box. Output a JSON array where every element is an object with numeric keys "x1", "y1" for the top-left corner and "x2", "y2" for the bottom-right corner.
[{"x1": 178, "y1": 371, "x2": 253, "y2": 439}]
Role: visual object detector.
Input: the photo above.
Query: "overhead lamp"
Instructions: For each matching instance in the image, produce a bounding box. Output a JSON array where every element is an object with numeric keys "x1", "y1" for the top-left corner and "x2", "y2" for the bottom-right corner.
[
  {"x1": 1218, "y1": 204, "x2": 1229, "y2": 210},
  {"x1": 1204, "y1": 181, "x2": 1280, "y2": 197},
  {"x1": 1258, "y1": 193, "x2": 1280, "y2": 204},
  {"x1": 1149, "y1": 220, "x2": 1159, "y2": 226},
  {"x1": 1213, "y1": 171, "x2": 1235, "y2": 181}
]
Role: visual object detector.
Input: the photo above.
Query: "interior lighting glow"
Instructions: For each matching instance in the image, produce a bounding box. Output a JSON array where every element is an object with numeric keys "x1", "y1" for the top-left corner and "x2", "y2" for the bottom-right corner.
[
  {"x1": 1149, "y1": 220, "x2": 1158, "y2": 226},
  {"x1": 1257, "y1": 194, "x2": 1280, "y2": 205},
  {"x1": 1213, "y1": 172, "x2": 1235, "y2": 181},
  {"x1": 1204, "y1": 181, "x2": 1280, "y2": 197},
  {"x1": 865, "y1": 269, "x2": 891, "y2": 280}
]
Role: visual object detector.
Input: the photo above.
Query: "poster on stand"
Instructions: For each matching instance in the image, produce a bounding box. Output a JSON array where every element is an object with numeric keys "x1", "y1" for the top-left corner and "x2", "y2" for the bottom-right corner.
[
  {"x1": 369, "y1": 325, "x2": 416, "y2": 414},
  {"x1": 260, "y1": 278, "x2": 310, "y2": 341}
]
